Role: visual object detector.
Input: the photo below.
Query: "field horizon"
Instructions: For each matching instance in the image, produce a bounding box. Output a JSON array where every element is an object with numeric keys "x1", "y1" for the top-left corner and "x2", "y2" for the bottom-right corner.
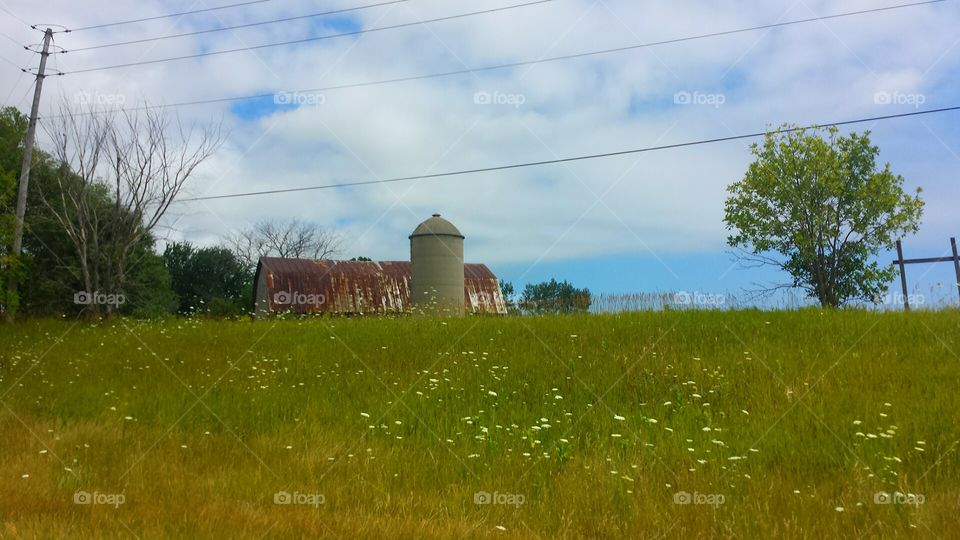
[{"x1": 2, "y1": 309, "x2": 958, "y2": 538}]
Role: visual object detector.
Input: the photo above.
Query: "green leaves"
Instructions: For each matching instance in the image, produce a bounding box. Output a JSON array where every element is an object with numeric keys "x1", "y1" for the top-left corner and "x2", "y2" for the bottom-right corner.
[
  {"x1": 519, "y1": 278, "x2": 591, "y2": 314},
  {"x1": 724, "y1": 125, "x2": 924, "y2": 307}
]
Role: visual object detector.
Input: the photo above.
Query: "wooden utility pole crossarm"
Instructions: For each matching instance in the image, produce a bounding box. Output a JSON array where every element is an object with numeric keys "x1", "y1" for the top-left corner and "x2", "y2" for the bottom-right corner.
[
  {"x1": 893, "y1": 237, "x2": 960, "y2": 311},
  {"x1": 6, "y1": 28, "x2": 53, "y2": 322}
]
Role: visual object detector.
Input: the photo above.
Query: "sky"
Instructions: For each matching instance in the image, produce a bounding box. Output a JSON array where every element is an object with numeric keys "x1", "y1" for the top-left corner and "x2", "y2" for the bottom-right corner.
[{"x1": 1, "y1": 0, "x2": 958, "y2": 308}]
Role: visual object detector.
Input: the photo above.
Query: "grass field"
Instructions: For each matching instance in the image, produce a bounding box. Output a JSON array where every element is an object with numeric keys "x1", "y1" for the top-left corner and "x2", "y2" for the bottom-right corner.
[{"x1": 1, "y1": 310, "x2": 959, "y2": 538}]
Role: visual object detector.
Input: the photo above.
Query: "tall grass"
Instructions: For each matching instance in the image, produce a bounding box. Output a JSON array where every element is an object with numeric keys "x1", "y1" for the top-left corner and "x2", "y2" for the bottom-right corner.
[{"x1": 1, "y1": 310, "x2": 958, "y2": 538}]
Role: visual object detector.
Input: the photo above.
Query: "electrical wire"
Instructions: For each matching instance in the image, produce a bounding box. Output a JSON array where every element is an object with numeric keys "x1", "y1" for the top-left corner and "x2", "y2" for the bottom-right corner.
[
  {"x1": 61, "y1": 0, "x2": 553, "y2": 74},
  {"x1": 64, "y1": 0, "x2": 279, "y2": 32},
  {"x1": 47, "y1": 0, "x2": 944, "y2": 116},
  {"x1": 0, "y1": 52, "x2": 20, "y2": 68},
  {"x1": 178, "y1": 105, "x2": 960, "y2": 202},
  {"x1": 66, "y1": 0, "x2": 408, "y2": 52}
]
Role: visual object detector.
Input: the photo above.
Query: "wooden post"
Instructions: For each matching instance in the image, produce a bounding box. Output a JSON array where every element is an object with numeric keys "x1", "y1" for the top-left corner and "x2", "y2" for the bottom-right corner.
[
  {"x1": 952, "y1": 237, "x2": 960, "y2": 305},
  {"x1": 7, "y1": 28, "x2": 53, "y2": 322},
  {"x1": 896, "y1": 239, "x2": 909, "y2": 311}
]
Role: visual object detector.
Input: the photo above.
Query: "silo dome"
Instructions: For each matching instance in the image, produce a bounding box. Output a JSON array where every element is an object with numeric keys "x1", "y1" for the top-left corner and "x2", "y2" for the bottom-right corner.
[{"x1": 410, "y1": 213, "x2": 465, "y2": 316}]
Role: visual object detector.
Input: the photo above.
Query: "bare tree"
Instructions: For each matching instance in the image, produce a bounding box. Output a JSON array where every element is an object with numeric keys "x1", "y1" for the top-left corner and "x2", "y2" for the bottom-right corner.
[
  {"x1": 39, "y1": 102, "x2": 222, "y2": 317},
  {"x1": 228, "y1": 218, "x2": 343, "y2": 271}
]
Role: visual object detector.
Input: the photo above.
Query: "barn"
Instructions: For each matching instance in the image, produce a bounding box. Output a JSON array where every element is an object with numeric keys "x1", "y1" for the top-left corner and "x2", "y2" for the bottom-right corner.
[{"x1": 251, "y1": 214, "x2": 507, "y2": 317}]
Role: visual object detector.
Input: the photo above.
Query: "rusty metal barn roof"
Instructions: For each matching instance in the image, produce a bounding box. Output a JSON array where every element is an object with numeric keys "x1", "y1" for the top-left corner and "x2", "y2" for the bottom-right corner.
[{"x1": 253, "y1": 258, "x2": 506, "y2": 315}]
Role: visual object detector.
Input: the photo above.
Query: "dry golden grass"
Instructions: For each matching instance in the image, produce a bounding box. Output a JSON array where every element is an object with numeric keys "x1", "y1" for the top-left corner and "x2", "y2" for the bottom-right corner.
[{"x1": 1, "y1": 310, "x2": 959, "y2": 538}]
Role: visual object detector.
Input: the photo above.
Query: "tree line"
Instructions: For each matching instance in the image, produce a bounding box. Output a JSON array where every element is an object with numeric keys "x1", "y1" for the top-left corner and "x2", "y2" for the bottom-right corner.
[
  {"x1": 1, "y1": 101, "x2": 926, "y2": 318},
  {"x1": 0, "y1": 106, "x2": 342, "y2": 319}
]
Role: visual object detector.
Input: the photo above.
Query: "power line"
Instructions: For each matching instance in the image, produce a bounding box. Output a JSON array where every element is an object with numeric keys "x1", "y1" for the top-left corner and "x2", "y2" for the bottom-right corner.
[
  {"x1": 0, "y1": 52, "x2": 20, "y2": 68},
  {"x1": 0, "y1": 4, "x2": 29, "y2": 27},
  {"x1": 1, "y1": 28, "x2": 26, "y2": 48},
  {"x1": 48, "y1": 0, "x2": 944, "y2": 117},
  {"x1": 65, "y1": 0, "x2": 408, "y2": 52},
  {"x1": 179, "y1": 105, "x2": 960, "y2": 203},
  {"x1": 61, "y1": 0, "x2": 553, "y2": 74},
  {"x1": 62, "y1": 0, "x2": 279, "y2": 32}
]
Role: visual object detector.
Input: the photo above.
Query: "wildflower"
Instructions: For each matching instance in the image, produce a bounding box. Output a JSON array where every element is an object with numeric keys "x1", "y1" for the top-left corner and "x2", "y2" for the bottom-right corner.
[
  {"x1": 360, "y1": 412, "x2": 370, "y2": 418},
  {"x1": 614, "y1": 415, "x2": 625, "y2": 421}
]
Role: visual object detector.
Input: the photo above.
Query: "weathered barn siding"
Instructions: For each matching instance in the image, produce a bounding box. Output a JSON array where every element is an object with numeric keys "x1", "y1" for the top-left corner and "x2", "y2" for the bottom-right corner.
[{"x1": 253, "y1": 258, "x2": 506, "y2": 316}]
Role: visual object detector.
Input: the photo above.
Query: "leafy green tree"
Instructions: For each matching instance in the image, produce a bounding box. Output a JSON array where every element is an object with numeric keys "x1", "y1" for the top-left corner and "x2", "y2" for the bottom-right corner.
[
  {"x1": 520, "y1": 278, "x2": 591, "y2": 314},
  {"x1": 2, "y1": 106, "x2": 181, "y2": 319},
  {"x1": 499, "y1": 281, "x2": 517, "y2": 313},
  {"x1": 0, "y1": 107, "x2": 28, "y2": 313},
  {"x1": 724, "y1": 126, "x2": 924, "y2": 308},
  {"x1": 163, "y1": 242, "x2": 250, "y2": 316}
]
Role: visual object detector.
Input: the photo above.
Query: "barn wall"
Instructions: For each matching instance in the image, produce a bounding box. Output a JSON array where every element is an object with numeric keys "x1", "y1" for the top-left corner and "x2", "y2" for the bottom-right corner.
[{"x1": 253, "y1": 258, "x2": 506, "y2": 316}]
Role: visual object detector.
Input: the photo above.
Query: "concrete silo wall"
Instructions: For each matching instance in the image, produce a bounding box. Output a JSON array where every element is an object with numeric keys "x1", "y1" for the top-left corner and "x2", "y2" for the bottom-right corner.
[{"x1": 410, "y1": 233, "x2": 465, "y2": 316}]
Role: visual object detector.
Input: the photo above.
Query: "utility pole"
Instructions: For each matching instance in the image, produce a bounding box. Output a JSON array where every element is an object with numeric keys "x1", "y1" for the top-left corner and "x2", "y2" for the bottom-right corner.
[{"x1": 6, "y1": 28, "x2": 53, "y2": 322}]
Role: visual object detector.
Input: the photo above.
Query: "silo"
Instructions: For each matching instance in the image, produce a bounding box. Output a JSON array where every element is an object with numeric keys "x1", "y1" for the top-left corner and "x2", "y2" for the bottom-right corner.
[{"x1": 410, "y1": 213, "x2": 465, "y2": 316}]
